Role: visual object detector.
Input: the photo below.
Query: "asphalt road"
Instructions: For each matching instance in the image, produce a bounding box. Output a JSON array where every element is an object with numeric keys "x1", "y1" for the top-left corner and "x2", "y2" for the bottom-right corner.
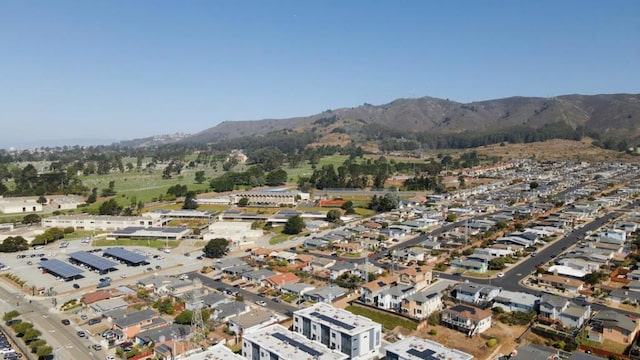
[
  {"x1": 188, "y1": 272, "x2": 298, "y2": 315},
  {"x1": 0, "y1": 285, "x2": 98, "y2": 360}
]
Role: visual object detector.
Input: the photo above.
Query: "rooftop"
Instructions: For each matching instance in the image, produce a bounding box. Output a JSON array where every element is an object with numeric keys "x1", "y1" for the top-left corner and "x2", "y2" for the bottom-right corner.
[
  {"x1": 385, "y1": 336, "x2": 473, "y2": 360},
  {"x1": 295, "y1": 303, "x2": 380, "y2": 335},
  {"x1": 229, "y1": 309, "x2": 273, "y2": 328},
  {"x1": 444, "y1": 304, "x2": 492, "y2": 321},
  {"x1": 244, "y1": 325, "x2": 348, "y2": 360}
]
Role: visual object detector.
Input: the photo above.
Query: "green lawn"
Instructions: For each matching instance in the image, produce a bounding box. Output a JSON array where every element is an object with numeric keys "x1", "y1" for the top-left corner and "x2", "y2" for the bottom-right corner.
[
  {"x1": 285, "y1": 155, "x2": 351, "y2": 181},
  {"x1": 345, "y1": 305, "x2": 417, "y2": 330},
  {"x1": 269, "y1": 233, "x2": 290, "y2": 245},
  {"x1": 81, "y1": 167, "x2": 218, "y2": 204}
]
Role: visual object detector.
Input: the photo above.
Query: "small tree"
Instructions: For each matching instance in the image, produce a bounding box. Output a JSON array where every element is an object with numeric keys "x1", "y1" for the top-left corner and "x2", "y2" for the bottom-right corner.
[
  {"x1": 194, "y1": 171, "x2": 206, "y2": 184},
  {"x1": 326, "y1": 209, "x2": 342, "y2": 223},
  {"x1": 183, "y1": 191, "x2": 198, "y2": 210},
  {"x1": 427, "y1": 312, "x2": 441, "y2": 326},
  {"x1": 22, "y1": 214, "x2": 41, "y2": 225},
  {"x1": 98, "y1": 198, "x2": 122, "y2": 215},
  {"x1": 174, "y1": 310, "x2": 194, "y2": 324},
  {"x1": 29, "y1": 339, "x2": 46, "y2": 352},
  {"x1": 340, "y1": 200, "x2": 354, "y2": 211},
  {"x1": 13, "y1": 322, "x2": 34, "y2": 335},
  {"x1": 284, "y1": 215, "x2": 305, "y2": 235},
  {"x1": 3, "y1": 310, "x2": 20, "y2": 322},
  {"x1": 203, "y1": 238, "x2": 229, "y2": 258},
  {"x1": 23, "y1": 328, "x2": 42, "y2": 342},
  {"x1": 36, "y1": 196, "x2": 47, "y2": 204},
  {"x1": 36, "y1": 345, "x2": 53, "y2": 359},
  {"x1": 238, "y1": 197, "x2": 250, "y2": 207}
]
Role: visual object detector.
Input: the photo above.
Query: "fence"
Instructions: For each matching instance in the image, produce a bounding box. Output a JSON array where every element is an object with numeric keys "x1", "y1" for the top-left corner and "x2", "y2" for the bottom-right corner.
[{"x1": 578, "y1": 344, "x2": 630, "y2": 360}]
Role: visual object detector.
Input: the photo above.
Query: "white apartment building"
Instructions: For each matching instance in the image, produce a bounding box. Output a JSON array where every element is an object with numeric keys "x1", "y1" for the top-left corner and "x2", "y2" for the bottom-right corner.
[
  {"x1": 242, "y1": 324, "x2": 347, "y2": 360},
  {"x1": 293, "y1": 303, "x2": 381, "y2": 360}
]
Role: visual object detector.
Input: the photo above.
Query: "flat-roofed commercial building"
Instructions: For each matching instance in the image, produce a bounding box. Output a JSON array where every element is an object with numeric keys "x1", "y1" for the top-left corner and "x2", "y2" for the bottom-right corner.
[
  {"x1": 293, "y1": 303, "x2": 381, "y2": 360},
  {"x1": 108, "y1": 226, "x2": 190, "y2": 240},
  {"x1": 42, "y1": 215, "x2": 158, "y2": 231},
  {"x1": 242, "y1": 324, "x2": 347, "y2": 360},
  {"x1": 385, "y1": 336, "x2": 474, "y2": 360},
  {"x1": 0, "y1": 197, "x2": 42, "y2": 214},
  {"x1": 230, "y1": 190, "x2": 308, "y2": 207}
]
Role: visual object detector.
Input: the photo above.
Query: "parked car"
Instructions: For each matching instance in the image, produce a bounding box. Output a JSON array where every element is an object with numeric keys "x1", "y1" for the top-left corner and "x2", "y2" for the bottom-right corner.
[
  {"x1": 77, "y1": 331, "x2": 86, "y2": 337},
  {"x1": 271, "y1": 297, "x2": 281, "y2": 303},
  {"x1": 91, "y1": 344, "x2": 102, "y2": 351},
  {"x1": 61, "y1": 319, "x2": 71, "y2": 326},
  {"x1": 73, "y1": 283, "x2": 80, "y2": 289},
  {"x1": 88, "y1": 318, "x2": 102, "y2": 325},
  {"x1": 255, "y1": 300, "x2": 267, "y2": 307}
]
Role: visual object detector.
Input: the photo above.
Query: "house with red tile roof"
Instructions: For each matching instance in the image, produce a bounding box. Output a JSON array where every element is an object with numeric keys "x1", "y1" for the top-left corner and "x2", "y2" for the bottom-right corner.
[{"x1": 264, "y1": 272, "x2": 300, "y2": 289}]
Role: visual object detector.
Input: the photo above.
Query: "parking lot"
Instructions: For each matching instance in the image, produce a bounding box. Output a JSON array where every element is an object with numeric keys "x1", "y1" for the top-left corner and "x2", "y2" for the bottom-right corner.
[{"x1": 0, "y1": 239, "x2": 208, "y2": 303}]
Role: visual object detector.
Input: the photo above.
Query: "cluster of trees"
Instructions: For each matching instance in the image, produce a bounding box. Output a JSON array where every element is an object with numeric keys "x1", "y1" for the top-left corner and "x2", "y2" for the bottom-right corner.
[
  {"x1": 98, "y1": 198, "x2": 123, "y2": 215},
  {"x1": 0, "y1": 236, "x2": 29, "y2": 252},
  {"x1": 161, "y1": 160, "x2": 184, "y2": 179},
  {"x1": 0, "y1": 163, "x2": 88, "y2": 196},
  {"x1": 402, "y1": 175, "x2": 445, "y2": 192},
  {"x1": 4, "y1": 312, "x2": 53, "y2": 359},
  {"x1": 206, "y1": 129, "x2": 316, "y2": 156},
  {"x1": 153, "y1": 298, "x2": 175, "y2": 315},
  {"x1": 167, "y1": 184, "x2": 189, "y2": 197},
  {"x1": 368, "y1": 193, "x2": 399, "y2": 213},
  {"x1": 299, "y1": 157, "x2": 392, "y2": 190},
  {"x1": 32, "y1": 227, "x2": 72, "y2": 246},
  {"x1": 361, "y1": 122, "x2": 602, "y2": 150},
  {"x1": 209, "y1": 166, "x2": 288, "y2": 192}
]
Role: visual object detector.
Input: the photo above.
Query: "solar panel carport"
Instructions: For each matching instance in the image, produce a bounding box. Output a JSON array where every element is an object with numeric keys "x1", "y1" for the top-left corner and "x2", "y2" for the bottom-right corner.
[
  {"x1": 68, "y1": 251, "x2": 118, "y2": 273},
  {"x1": 103, "y1": 247, "x2": 148, "y2": 266},
  {"x1": 38, "y1": 259, "x2": 84, "y2": 280}
]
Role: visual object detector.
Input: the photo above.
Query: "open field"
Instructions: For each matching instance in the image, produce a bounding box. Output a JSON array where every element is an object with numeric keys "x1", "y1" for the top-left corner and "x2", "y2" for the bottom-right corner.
[
  {"x1": 345, "y1": 305, "x2": 417, "y2": 331},
  {"x1": 415, "y1": 321, "x2": 527, "y2": 359},
  {"x1": 476, "y1": 138, "x2": 637, "y2": 162},
  {"x1": 285, "y1": 155, "x2": 352, "y2": 181}
]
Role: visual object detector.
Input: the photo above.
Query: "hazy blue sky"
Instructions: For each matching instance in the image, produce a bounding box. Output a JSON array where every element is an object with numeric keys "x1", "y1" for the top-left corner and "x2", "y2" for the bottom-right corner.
[{"x1": 1, "y1": 0, "x2": 638, "y2": 147}]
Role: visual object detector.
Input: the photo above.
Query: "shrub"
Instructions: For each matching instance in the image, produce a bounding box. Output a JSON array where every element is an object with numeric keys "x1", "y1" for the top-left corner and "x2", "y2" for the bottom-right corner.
[
  {"x1": 428, "y1": 329, "x2": 437, "y2": 335},
  {"x1": 486, "y1": 338, "x2": 498, "y2": 348}
]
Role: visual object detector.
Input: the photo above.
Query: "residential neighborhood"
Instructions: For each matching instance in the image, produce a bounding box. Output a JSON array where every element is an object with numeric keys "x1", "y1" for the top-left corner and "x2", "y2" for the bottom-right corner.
[{"x1": 0, "y1": 159, "x2": 640, "y2": 360}]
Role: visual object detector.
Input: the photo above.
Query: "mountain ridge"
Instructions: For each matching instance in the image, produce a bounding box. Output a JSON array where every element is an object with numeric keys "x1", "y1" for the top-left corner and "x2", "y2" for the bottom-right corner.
[{"x1": 185, "y1": 93, "x2": 640, "y2": 146}]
